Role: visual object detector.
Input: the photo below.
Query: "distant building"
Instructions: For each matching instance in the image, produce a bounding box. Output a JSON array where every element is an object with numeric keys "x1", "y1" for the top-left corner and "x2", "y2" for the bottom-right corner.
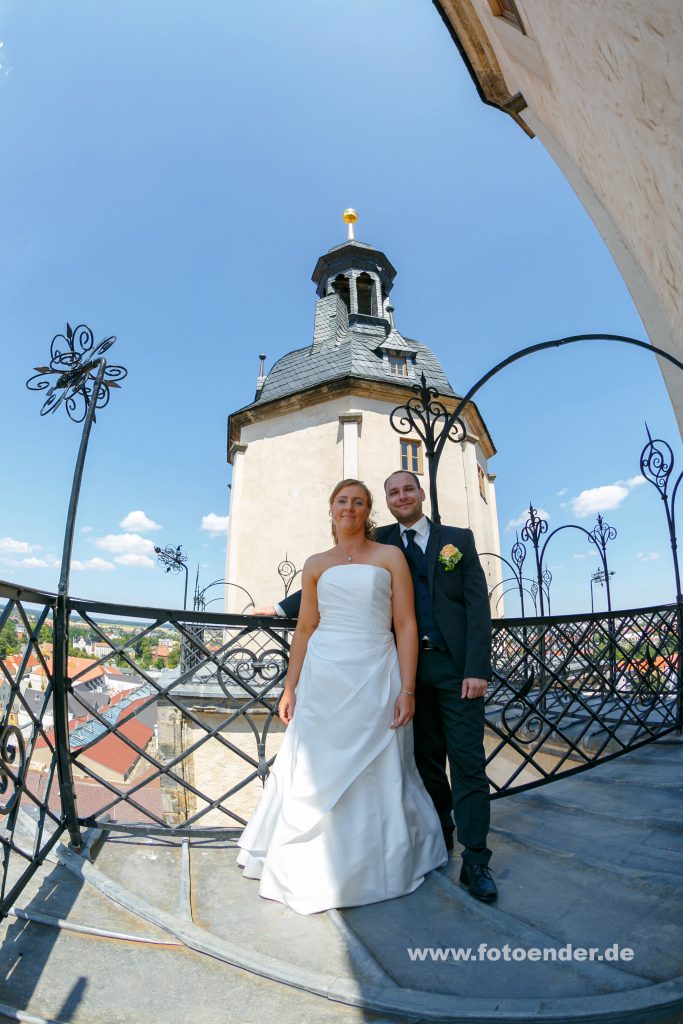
[{"x1": 27, "y1": 656, "x2": 125, "y2": 693}]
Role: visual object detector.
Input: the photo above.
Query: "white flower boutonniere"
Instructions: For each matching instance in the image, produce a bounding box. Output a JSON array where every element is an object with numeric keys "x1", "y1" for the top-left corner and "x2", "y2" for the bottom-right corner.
[{"x1": 438, "y1": 543, "x2": 463, "y2": 571}]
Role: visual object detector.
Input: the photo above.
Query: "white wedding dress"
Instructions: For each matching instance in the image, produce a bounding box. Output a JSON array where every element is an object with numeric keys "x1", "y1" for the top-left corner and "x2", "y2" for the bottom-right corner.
[{"x1": 236, "y1": 562, "x2": 448, "y2": 915}]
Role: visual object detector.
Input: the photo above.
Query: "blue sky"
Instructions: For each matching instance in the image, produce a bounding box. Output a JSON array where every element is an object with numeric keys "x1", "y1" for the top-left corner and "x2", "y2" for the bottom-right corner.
[{"x1": 0, "y1": 0, "x2": 680, "y2": 615}]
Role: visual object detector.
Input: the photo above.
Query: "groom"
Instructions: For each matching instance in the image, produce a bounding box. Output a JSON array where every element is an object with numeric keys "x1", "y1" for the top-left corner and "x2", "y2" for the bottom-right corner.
[{"x1": 258, "y1": 470, "x2": 496, "y2": 902}]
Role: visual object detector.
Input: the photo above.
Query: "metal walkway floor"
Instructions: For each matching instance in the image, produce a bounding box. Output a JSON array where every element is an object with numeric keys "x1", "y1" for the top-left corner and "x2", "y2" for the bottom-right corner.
[{"x1": 1, "y1": 737, "x2": 683, "y2": 1024}]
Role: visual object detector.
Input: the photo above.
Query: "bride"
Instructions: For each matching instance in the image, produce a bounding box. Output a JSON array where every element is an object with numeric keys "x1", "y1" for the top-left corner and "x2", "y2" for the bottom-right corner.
[{"x1": 236, "y1": 478, "x2": 447, "y2": 914}]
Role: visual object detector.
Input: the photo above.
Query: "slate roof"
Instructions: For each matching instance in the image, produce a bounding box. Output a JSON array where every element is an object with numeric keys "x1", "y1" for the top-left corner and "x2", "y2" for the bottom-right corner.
[{"x1": 235, "y1": 329, "x2": 457, "y2": 415}]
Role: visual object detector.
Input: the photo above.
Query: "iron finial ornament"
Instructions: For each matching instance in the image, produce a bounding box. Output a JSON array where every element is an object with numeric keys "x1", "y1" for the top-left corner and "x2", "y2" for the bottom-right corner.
[
  {"x1": 26, "y1": 322, "x2": 127, "y2": 423},
  {"x1": 278, "y1": 555, "x2": 302, "y2": 598},
  {"x1": 342, "y1": 208, "x2": 358, "y2": 241},
  {"x1": 639, "y1": 423, "x2": 682, "y2": 615},
  {"x1": 389, "y1": 372, "x2": 466, "y2": 524},
  {"x1": 155, "y1": 544, "x2": 188, "y2": 574},
  {"x1": 155, "y1": 544, "x2": 189, "y2": 608}
]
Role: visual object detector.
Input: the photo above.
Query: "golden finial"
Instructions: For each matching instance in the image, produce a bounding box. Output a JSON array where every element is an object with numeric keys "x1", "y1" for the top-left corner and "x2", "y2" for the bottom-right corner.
[{"x1": 342, "y1": 208, "x2": 358, "y2": 241}]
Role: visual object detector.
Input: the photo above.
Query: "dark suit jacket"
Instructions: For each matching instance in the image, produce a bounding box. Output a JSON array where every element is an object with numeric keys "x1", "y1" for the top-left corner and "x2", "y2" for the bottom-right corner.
[{"x1": 278, "y1": 520, "x2": 492, "y2": 681}]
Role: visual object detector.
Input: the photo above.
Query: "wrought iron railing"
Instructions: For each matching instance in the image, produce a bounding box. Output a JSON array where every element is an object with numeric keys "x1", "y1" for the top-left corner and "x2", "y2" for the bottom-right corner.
[
  {"x1": 0, "y1": 582, "x2": 64, "y2": 916},
  {"x1": 487, "y1": 601, "x2": 680, "y2": 794},
  {"x1": 1, "y1": 578, "x2": 681, "y2": 919}
]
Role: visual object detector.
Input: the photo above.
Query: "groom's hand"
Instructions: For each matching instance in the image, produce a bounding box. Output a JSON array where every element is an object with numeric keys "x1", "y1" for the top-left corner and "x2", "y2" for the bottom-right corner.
[
  {"x1": 461, "y1": 677, "x2": 488, "y2": 699},
  {"x1": 249, "y1": 606, "x2": 278, "y2": 616}
]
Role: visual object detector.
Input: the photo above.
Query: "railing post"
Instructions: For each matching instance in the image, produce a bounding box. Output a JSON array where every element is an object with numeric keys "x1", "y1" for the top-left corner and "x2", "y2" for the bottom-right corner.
[
  {"x1": 676, "y1": 597, "x2": 683, "y2": 734},
  {"x1": 52, "y1": 594, "x2": 81, "y2": 848}
]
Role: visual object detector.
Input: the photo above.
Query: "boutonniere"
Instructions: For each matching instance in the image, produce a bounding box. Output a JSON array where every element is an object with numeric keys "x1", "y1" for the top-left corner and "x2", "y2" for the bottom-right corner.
[{"x1": 438, "y1": 544, "x2": 463, "y2": 571}]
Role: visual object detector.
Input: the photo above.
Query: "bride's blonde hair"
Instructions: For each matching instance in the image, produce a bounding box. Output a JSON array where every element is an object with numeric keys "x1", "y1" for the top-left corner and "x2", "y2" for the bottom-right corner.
[{"x1": 329, "y1": 479, "x2": 377, "y2": 543}]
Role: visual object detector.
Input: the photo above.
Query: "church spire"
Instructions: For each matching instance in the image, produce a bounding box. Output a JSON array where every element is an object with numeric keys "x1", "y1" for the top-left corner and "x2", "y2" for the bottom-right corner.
[{"x1": 311, "y1": 215, "x2": 397, "y2": 328}]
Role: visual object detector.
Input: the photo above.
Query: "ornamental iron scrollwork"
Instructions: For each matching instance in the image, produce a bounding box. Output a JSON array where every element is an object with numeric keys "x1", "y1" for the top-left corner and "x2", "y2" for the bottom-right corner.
[
  {"x1": 0, "y1": 725, "x2": 26, "y2": 816},
  {"x1": 640, "y1": 424, "x2": 682, "y2": 610},
  {"x1": 278, "y1": 557, "x2": 301, "y2": 598},
  {"x1": 389, "y1": 372, "x2": 467, "y2": 523},
  {"x1": 26, "y1": 323, "x2": 126, "y2": 423},
  {"x1": 155, "y1": 545, "x2": 188, "y2": 575}
]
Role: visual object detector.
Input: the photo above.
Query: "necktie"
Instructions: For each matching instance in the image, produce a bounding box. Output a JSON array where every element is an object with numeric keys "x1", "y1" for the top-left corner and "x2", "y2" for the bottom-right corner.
[{"x1": 404, "y1": 528, "x2": 419, "y2": 558}]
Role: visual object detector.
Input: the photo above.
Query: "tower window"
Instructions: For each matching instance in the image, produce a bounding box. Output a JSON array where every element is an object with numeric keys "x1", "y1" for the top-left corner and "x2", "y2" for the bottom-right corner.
[
  {"x1": 477, "y1": 463, "x2": 487, "y2": 502},
  {"x1": 332, "y1": 274, "x2": 351, "y2": 311},
  {"x1": 487, "y1": 0, "x2": 525, "y2": 33},
  {"x1": 388, "y1": 353, "x2": 408, "y2": 376},
  {"x1": 356, "y1": 272, "x2": 375, "y2": 316},
  {"x1": 400, "y1": 439, "x2": 423, "y2": 475}
]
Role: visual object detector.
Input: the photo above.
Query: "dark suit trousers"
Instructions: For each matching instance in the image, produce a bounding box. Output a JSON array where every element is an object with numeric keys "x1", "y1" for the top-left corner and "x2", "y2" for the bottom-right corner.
[{"x1": 413, "y1": 648, "x2": 491, "y2": 867}]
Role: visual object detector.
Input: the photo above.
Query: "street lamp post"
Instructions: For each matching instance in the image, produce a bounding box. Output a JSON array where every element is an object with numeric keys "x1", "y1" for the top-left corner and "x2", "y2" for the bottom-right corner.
[{"x1": 27, "y1": 323, "x2": 126, "y2": 849}]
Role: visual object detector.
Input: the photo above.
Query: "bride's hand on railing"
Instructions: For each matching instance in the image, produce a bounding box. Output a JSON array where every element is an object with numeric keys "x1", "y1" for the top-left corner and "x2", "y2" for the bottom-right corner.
[
  {"x1": 391, "y1": 690, "x2": 415, "y2": 729},
  {"x1": 278, "y1": 685, "x2": 296, "y2": 725}
]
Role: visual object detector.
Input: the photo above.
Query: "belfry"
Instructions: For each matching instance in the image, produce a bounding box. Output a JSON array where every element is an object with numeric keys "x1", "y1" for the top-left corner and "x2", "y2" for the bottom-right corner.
[{"x1": 226, "y1": 213, "x2": 502, "y2": 611}]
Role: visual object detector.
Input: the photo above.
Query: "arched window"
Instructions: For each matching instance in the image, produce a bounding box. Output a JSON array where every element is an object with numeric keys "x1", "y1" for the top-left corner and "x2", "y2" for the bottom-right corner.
[
  {"x1": 356, "y1": 272, "x2": 375, "y2": 316},
  {"x1": 332, "y1": 274, "x2": 351, "y2": 311}
]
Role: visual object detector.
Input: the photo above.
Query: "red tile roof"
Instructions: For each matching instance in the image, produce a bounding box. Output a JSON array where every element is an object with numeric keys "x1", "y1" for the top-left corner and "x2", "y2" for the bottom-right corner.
[
  {"x1": 28, "y1": 656, "x2": 125, "y2": 684},
  {"x1": 35, "y1": 691, "x2": 153, "y2": 777},
  {"x1": 78, "y1": 716, "x2": 153, "y2": 775}
]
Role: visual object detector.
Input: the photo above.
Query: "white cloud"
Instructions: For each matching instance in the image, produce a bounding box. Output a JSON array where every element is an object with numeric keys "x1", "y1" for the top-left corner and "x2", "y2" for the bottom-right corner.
[
  {"x1": 0, "y1": 537, "x2": 36, "y2": 554},
  {"x1": 95, "y1": 533, "x2": 156, "y2": 556},
  {"x1": 505, "y1": 508, "x2": 550, "y2": 532},
  {"x1": 18, "y1": 556, "x2": 51, "y2": 569},
  {"x1": 565, "y1": 468, "x2": 651, "y2": 520},
  {"x1": 570, "y1": 484, "x2": 629, "y2": 518},
  {"x1": 568, "y1": 472, "x2": 648, "y2": 519},
  {"x1": 556, "y1": 487, "x2": 568, "y2": 496},
  {"x1": 201, "y1": 513, "x2": 230, "y2": 536},
  {"x1": 572, "y1": 551, "x2": 599, "y2": 560},
  {"x1": 119, "y1": 510, "x2": 161, "y2": 533},
  {"x1": 80, "y1": 525, "x2": 93, "y2": 533},
  {"x1": 114, "y1": 553, "x2": 155, "y2": 568},
  {"x1": 71, "y1": 557, "x2": 115, "y2": 572},
  {"x1": 637, "y1": 551, "x2": 659, "y2": 562}
]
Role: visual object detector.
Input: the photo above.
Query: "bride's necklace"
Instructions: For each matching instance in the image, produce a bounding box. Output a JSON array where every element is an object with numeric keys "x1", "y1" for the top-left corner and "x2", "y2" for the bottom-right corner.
[{"x1": 339, "y1": 547, "x2": 364, "y2": 563}]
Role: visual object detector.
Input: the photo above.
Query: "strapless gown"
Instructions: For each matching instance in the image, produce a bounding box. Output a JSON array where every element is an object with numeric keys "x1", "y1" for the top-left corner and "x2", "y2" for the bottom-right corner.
[{"x1": 236, "y1": 563, "x2": 447, "y2": 915}]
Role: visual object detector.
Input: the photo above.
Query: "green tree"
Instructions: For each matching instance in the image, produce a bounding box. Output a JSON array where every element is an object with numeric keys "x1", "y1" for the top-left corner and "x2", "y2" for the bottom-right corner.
[
  {"x1": 0, "y1": 621, "x2": 20, "y2": 658},
  {"x1": 39, "y1": 623, "x2": 53, "y2": 644}
]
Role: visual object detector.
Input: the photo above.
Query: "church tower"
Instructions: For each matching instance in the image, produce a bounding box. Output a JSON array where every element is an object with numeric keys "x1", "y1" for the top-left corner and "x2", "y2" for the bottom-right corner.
[{"x1": 226, "y1": 214, "x2": 502, "y2": 612}]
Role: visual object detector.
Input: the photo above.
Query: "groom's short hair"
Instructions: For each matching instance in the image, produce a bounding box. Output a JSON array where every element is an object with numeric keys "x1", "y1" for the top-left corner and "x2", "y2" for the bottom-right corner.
[{"x1": 384, "y1": 470, "x2": 421, "y2": 491}]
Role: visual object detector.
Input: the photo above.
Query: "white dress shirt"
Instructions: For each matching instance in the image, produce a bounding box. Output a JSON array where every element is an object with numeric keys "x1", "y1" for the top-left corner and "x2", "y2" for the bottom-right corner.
[{"x1": 399, "y1": 515, "x2": 430, "y2": 554}]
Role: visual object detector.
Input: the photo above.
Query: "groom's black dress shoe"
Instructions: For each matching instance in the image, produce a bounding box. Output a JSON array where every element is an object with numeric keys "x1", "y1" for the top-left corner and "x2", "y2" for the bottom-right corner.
[{"x1": 459, "y1": 863, "x2": 497, "y2": 902}]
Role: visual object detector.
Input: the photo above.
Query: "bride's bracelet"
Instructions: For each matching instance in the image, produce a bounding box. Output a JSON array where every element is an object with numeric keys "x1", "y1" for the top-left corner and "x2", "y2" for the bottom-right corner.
[{"x1": 400, "y1": 689, "x2": 415, "y2": 696}]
